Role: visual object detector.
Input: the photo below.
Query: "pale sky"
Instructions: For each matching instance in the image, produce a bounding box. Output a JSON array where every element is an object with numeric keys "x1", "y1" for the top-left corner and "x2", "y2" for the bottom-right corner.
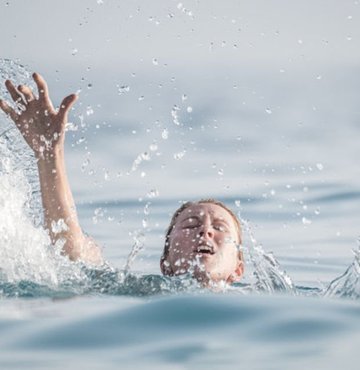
[{"x1": 1, "y1": 0, "x2": 359, "y2": 72}]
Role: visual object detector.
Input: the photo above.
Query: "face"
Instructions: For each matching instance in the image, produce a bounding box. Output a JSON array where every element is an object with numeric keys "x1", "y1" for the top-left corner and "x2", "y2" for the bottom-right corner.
[{"x1": 162, "y1": 203, "x2": 243, "y2": 284}]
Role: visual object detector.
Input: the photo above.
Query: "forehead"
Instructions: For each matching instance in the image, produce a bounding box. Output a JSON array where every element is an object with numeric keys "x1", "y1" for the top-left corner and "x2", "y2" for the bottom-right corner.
[{"x1": 177, "y1": 203, "x2": 234, "y2": 223}]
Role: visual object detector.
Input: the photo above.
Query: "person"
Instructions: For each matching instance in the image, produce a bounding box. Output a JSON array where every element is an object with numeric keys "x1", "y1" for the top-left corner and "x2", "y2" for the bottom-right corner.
[{"x1": 0, "y1": 73, "x2": 244, "y2": 286}]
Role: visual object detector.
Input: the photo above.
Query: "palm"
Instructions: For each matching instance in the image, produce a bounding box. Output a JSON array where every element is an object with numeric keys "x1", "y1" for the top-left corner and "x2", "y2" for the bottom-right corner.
[{"x1": 0, "y1": 73, "x2": 77, "y2": 158}]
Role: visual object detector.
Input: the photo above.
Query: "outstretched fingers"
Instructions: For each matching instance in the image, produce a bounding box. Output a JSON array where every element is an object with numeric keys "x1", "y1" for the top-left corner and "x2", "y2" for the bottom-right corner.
[
  {"x1": 0, "y1": 99, "x2": 18, "y2": 122},
  {"x1": 18, "y1": 84, "x2": 35, "y2": 103},
  {"x1": 33, "y1": 72, "x2": 54, "y2": 110},
  {"x1": 5, "y1": 80, "x2": 25, "y2": 106},
  {"x1": 58, "y1": 94, "x2": 78, "y2": 122}
]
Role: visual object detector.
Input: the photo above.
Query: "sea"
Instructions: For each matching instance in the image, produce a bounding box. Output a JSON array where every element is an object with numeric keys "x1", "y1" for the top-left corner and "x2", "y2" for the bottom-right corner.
[{"x1": 0, "y1": 54, "x2": 360, "y2": 370}]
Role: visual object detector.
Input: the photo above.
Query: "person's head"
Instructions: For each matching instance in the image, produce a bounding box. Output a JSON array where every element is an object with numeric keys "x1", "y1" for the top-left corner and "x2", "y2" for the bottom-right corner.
[{"x1": 160, "y1": 199, "x2": 244, "y2": 285}]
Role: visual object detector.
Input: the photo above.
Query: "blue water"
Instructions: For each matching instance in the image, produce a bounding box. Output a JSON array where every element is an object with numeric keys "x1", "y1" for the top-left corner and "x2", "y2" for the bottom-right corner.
[{"x1": 1, "y1": 41, "x2": 360, "y2": 370}]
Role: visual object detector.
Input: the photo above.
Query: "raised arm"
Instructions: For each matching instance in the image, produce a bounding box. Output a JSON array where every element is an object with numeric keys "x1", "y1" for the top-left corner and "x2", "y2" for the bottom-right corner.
[{"x1": 0, "y1": 73, "x2": 103, "y2": 265}]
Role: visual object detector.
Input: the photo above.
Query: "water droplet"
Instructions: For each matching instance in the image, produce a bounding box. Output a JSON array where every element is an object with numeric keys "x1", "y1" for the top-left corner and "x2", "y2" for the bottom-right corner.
[
  {"x1": 265, "y1": 108, "x2": 272, "y2": 114},
  {"x1": 218, "y1": 168, "x2": 224, "y2": 176},
  {"x1": 144, "y1": 202, "x2": 151, "y2": 215},
  {"x1": 65, "y1": 122, "x2": 78, "y2": 131},
  {"x1": 161, "y1": 128, "x2": 169, "y2": 140},
  {"x1": 117, "y1": 85, "x2": 130, "y2": 94},
  {"x1": 71, "y1": 48, "x2": 78, "y2": 56},
  {"x1": 316, "y1": 163, "x2": 324, "y2": 171},
  {"x1": 186, "y1": 106, "x2": 193, "y2": 113},
  {"x1": 147, "y1": 189, "x2": 159, "y2": 198},
  {"x1": 235, "y1": 200, "x2": 241, "y2": 208},
  {"x1": 171, "y1": 105, "x2": 180, "y2": 125},
  {"x1": 86, "y1": 106, "x2": 94, "y2": 115},
  {"x1": 152, "y1": 58, "x2": 159, "y2": 66},
  {"x1": 298, "y1": 39, "x2": 303, "y2": 44},
  {"x1": 87, "y1": 83, "x2": 93, "y2": 89},
  {"x1": 76, "y1": 137, "x2": 86, "y2": 145},
  {"x1": 182, "y1": 94, "x2": 188, "y2": 101},
  {"x1": 302, "y1": 217, "x2": 312, "y2": 225},
  {"x1": 138, "y1": 96, "x2": 145, "y2": 101},
  {"x1": 149, "y1": 143, "x2": 158, "y2": 151},
  {"x1": 173, "y1": 150, "x2": 186, "y2": 160}
]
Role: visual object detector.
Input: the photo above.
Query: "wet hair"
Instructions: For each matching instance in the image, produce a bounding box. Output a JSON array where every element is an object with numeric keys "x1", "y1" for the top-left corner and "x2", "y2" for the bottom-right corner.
[{"x1": 160, "y1": 199, "x2": 242, "y2": 275}]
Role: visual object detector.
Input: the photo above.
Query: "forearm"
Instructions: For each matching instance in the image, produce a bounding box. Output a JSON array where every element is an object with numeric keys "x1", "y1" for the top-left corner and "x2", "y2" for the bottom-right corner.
[
  {"x1": 37, "y1": 147, "x2": 102, "y2": 264},
  {"x1": 1, "y1": 72, "x2": 103, "y2": 265}
]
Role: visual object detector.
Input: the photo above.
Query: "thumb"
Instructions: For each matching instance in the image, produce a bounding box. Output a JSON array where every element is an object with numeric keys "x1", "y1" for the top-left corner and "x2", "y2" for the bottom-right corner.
[{"x1": 58, "y1": 94, "x2": 78, "y2": 121}]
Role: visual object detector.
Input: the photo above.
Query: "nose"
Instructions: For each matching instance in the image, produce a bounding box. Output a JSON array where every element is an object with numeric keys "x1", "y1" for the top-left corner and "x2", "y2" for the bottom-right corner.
[{"x1": 198, "y1": 224, "x2": 214, "y2": 239}]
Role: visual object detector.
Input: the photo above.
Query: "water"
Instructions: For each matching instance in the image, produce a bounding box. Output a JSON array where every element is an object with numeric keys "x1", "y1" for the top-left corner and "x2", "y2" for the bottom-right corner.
[{"x1": 1, "y1": 53, "x2": 360, "y2": 370}]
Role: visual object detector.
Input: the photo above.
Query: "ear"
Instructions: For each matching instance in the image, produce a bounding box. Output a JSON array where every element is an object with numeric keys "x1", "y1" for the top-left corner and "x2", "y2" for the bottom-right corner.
[{"x1": 227, "y1": 260, "x2": 244, "y2": 284}]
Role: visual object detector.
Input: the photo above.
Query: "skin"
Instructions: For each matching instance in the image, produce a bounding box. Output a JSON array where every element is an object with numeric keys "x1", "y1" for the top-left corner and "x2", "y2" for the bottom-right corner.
[
  {"x1": 0, "y1": 73, "x2": 102, "y2": 264},
  {"x1": 161, "y1": 203, "x2": 244, "y2": 285}
]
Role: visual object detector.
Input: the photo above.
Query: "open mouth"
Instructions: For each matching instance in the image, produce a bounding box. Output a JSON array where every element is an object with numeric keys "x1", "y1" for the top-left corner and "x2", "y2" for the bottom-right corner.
[{"x1": 195, "y1": 243, "x2": 215, "y2": 255}]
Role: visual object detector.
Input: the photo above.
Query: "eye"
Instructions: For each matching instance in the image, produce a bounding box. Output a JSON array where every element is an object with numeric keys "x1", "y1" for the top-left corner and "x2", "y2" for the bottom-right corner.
[
  {"x1": 182, "y1": 224, "x2": 199, "y2": 230},
  {"x1": 213, "y1": 224, "x2": 227, "y2": 232}
]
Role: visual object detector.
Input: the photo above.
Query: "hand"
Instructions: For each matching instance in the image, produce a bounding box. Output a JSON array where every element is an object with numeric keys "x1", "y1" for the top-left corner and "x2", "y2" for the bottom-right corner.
[{"x1": 0, "y1": 73, "x2": 77, "y2": 159}]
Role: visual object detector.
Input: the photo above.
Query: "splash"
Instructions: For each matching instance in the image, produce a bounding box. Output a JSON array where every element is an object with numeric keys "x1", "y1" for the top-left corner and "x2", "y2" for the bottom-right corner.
[
  {"x1": 0, "y1": 59, "x2": 86, "y2": 291},
  {"x1": 324, "y1": 241, "x2": 360, "y2": 299},
  {"x1": 240, "y1": 218, "x2": 295, "y2": 294}
]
